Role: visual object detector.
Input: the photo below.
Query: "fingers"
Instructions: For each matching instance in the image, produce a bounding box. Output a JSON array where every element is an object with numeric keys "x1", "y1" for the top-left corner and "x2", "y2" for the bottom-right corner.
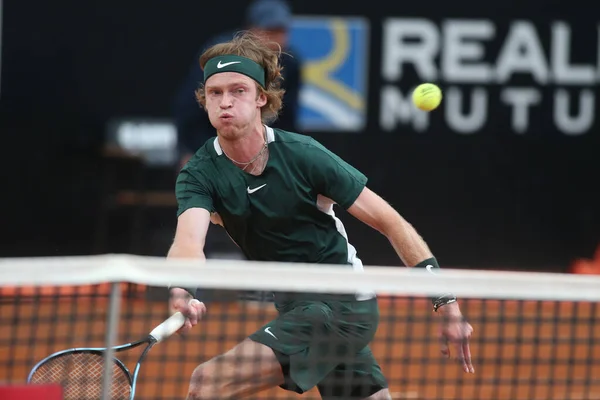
[
  {"x1": 452, "y1": 339, "x2": 468, "y2": 372},
  {"x1": 452, "y1": 340, "x2": 475, "y2": 374},
  {"x1": 186, "y1": 299, "x2": 206, "y2": 326},
  {"x1": 171, "y1": 298, "x2": 189, "y2": 315},
  {"x1": 171, "y1": 299, "x2": 194, "y2": 334},
  {"x1": 439, "y1": 334, "x2": 450, "y2": 358},
  {"x1": 170, "y1": 288, "x2": 192, "y2": 313},
  {"x1": 440, "y1": 320, "x2": 475, "y2": 373},
  {"x1": 169, "y1": 290, "x2": 206, "y2": 334},
  {"x1": 453, "y1": 340, "x2": 476, "y2": 374},
  {"x1": 462, "y1": 321, "x2": 474, "y2": 373},
  {"x1": 181, "y1": 319, "x2": 192, "y2": 333},
  {"x1": 191, "y1": 299, "x2": 207, "y2": 315},
  {"x1": 463, "y1": 342, "x2": 475, "y2": 373}
]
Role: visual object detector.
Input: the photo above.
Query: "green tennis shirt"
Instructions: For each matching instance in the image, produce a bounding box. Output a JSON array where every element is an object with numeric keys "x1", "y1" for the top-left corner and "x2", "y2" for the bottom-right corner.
[{"x1": 175, "y1": 126, "x2": 367, "y2": 266}]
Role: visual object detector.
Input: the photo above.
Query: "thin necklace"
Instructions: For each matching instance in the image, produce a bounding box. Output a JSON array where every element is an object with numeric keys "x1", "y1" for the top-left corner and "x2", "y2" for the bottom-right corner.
[{"x1": 220, "y1": 129, "x2": 268, "y2": 171}]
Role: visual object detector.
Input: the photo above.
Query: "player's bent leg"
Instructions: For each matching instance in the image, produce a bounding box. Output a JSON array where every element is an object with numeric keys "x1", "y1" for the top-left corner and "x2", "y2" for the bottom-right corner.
[
  {"x1": 186, "y1": 338, "x2": 284, "y2": 400},
  {"x1": 317, "y1": 345, "x2": 388, "y2": 400}
]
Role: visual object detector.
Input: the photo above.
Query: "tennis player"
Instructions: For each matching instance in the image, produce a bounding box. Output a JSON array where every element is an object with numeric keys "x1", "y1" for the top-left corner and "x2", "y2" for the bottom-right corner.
[{"x1": 168, "y1": 31, "x2": 474, "y2": 400}]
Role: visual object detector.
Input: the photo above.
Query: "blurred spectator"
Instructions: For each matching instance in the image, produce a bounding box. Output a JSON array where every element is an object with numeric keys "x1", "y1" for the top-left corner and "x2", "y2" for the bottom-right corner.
[{"x1": 173, "y1": 0, "x2": 302, "y2": 169}]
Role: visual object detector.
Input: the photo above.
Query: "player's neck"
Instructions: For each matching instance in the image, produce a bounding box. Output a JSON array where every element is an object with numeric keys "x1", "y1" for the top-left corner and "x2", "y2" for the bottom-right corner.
[{"x1": 218, "y1": 123, "x2": 266, "y2": 164}]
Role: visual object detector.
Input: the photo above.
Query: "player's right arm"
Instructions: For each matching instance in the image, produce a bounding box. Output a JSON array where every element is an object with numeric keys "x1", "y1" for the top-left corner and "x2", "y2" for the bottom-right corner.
[
  {"x1": 168, "y1": 163, "x2": 215, "y2": 332},
  {"x1": 167, "y1": 208, "x2": 211, "y2": 333},
  {"x1": 168, "y1": 208, "x2": 211, "y2": 260}
]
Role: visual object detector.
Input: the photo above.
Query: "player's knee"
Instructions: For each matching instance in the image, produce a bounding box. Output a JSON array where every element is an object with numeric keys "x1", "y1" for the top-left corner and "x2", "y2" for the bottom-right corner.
[{"x1": 187, "y1": 364, "x2": 218, "y2": 400}]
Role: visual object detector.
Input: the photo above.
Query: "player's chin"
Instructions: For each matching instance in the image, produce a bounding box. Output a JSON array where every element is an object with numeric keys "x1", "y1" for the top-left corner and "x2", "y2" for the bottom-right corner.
[{"x1": 216, "y1": 122, "x2": 242, "y2": 138}]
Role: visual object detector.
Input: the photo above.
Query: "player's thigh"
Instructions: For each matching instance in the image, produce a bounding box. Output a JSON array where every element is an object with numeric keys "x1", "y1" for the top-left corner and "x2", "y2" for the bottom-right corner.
[
  {"x1": 248, "y1": 299, "x2": 381, "y2": 395},
  {"x1": 317, "y1": 346, "x2": 388, "y2": 400},
  {"x1": 188, "y1": 338, "x2": 284, "y2": 397}
]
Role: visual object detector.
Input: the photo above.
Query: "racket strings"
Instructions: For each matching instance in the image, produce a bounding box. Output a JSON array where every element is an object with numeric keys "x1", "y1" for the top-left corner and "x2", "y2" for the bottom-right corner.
[{"x1": 29, "y1": 352, "x2": 131, "y2": 400}]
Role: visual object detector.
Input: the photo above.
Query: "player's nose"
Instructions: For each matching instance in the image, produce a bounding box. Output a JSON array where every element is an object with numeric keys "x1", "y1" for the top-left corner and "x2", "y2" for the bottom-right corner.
[{"x1": 219, "y1": 92, "x2": 233, "y2": 108}]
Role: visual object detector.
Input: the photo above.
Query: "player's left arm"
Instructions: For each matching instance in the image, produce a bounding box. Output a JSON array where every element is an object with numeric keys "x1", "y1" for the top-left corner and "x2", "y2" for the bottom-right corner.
[
  {"x1": 304, "y1": 138, "x2": 474, "y2": 372},
  {"x1": 347, "y1": 187, "x2": 433, "y2": 268},
  {"x1": 347, "y1": 187, "x2": 475, "y2": 373}
]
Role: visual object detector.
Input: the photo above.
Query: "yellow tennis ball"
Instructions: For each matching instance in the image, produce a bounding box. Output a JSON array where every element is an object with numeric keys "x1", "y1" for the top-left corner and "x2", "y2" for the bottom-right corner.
[{"x1": 412, "y1": 83, "x2": 442, "y2": 111}]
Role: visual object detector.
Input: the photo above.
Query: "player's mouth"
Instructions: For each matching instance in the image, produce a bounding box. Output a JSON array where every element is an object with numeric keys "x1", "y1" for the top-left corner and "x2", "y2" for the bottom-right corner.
[{"x1": 220, "y1": 113, "x2": 234, "y2": 119}]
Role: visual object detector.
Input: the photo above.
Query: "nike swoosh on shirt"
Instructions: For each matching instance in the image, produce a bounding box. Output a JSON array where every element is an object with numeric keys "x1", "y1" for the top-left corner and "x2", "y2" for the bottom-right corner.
[{"x1": 247, "y1": 184, "x2": 267, "y2": 194}]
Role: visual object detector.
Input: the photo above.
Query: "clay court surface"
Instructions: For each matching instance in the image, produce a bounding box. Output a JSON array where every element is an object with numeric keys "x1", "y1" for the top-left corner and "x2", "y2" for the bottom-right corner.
[{"x1": 1, "y1": 287, "x2": 599, "y2": 399}]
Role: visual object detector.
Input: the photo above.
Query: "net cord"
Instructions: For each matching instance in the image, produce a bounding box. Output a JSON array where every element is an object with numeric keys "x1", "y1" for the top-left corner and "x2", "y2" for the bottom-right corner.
[{"x1": 1, "y1": 254, "x2": 599, "y2": 301}]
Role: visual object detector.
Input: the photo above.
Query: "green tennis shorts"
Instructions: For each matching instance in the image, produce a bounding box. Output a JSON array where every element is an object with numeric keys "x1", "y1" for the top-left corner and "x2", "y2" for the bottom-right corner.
[{"x1": 248, "y1": 297, "x2": 388, "y2": 399}]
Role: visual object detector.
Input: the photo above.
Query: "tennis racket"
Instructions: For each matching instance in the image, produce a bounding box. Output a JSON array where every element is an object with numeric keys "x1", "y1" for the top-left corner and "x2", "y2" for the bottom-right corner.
[{"x1": 27, "y1": 303, "x2": 195, "y2": 400}]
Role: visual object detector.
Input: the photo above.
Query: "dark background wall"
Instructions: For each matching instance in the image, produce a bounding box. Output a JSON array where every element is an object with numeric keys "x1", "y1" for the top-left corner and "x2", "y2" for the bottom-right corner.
[{"x1": 1, "y1": 0, "x2": 598, "y2": 271}]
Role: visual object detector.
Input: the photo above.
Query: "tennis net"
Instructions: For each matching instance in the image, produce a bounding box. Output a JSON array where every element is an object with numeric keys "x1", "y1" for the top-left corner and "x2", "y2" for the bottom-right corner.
[{"x1": 1, "y1": 254, "x2": 599, "y2": 399}]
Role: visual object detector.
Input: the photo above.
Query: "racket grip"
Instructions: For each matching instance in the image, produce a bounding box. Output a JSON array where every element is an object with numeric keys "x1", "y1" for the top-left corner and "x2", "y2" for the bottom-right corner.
[{"x1": 149, "y1": 312, "x2": 186, "y2": 343}]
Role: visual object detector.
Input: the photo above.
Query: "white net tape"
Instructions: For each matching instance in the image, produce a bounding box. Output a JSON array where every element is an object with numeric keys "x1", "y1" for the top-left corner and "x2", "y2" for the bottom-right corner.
[{"x1": 1, "y1": 254, "x2": 599, "y2": 301}]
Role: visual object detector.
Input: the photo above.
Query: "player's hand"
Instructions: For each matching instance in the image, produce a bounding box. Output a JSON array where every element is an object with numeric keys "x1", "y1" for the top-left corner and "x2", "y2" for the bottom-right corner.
[
  {"x1": 169, "y1": 288, "x2": 207, "y2": 334},
  {"x1": 437, "y1": 302, "x2": 475, "y2": 373}
]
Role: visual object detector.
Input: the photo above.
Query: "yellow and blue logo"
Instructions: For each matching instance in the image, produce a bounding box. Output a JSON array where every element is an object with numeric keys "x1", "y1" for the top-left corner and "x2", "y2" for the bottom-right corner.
[{"x1": 289, "y1": 17, "x2": 369, "y2": 132}]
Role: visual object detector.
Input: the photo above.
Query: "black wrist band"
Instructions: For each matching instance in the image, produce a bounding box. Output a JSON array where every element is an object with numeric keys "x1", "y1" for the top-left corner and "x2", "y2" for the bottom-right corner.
[
  {"x1": 413, "y1": 257, "x2": 440, "y2": 270},
  {"x1": 413, "y1": 257, "x2": 457, "y2": 311}
]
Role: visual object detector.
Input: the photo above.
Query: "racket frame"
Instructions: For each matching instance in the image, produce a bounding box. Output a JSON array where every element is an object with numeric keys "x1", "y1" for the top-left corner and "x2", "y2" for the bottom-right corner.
[
  {"x1": 27, "y1": 309, "x2": 187, "y2": 399},
  {"x1": 27, "y1": 337, "x2": 157, "y2": 399}
]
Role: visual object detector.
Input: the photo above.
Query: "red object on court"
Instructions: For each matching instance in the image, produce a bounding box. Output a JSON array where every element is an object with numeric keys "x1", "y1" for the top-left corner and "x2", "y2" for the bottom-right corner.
[
  {"x1": 0, "y1": 384, "x2": 63, "y2": 400},
  {"x1": 569, "y1": 243, "x2": 600, "y2": 275}
]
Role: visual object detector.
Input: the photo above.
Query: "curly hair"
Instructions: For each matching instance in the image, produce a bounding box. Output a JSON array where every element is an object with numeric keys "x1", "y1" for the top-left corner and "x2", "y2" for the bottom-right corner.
[{"x1": 195, "y1": 31, "x2": 286, "y2": 124}]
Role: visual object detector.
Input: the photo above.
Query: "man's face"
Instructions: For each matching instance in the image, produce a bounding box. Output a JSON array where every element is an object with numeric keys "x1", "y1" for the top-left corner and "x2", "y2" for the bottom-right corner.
[
  {"x1": 204, "y1": 72, "x2": 266, "y2": 139},
  {"x1": 251, "y1": 27, "x2": 288, "y2": 50}
]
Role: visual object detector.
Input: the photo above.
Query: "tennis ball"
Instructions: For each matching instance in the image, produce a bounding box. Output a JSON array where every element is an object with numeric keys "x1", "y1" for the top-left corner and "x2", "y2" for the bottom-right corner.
[{"x1": 412, "y1": 83, "x2": 442, "y2": 111}]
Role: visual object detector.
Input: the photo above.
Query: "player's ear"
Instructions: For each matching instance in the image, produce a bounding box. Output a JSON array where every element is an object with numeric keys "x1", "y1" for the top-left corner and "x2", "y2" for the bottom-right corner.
[{"x1": 256, "y1": 87, "x2": 267, "y2": 108}]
